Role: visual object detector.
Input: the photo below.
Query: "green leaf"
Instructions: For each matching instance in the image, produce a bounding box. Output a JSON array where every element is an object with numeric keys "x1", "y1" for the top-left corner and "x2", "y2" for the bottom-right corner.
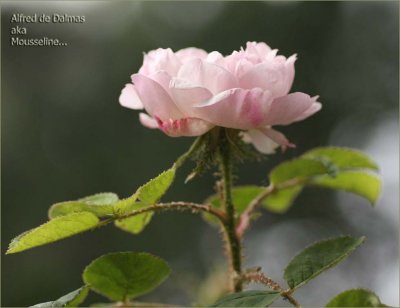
[
  {"x1": 114, "y1": 203, "x2": 154, "y2": 234},
  {"x1": 230, "y1": 186, "x2": 264, "y2": 213},
  {"x1": 284, "y1": 236, "x2": 365, "y2": 289},
  {"x1": 31, "y1": 286, "x2": 89, "y2": 307},
  {"x1": 49, "y1": 193, "x2": 119, "y2": 219},
  {"x1": 203, "y1": 147, "x2": 381, "y2": 221},
  {"x1": 203, "y1": 186, "x2": 264, "y2": 224},
  {"x1": 112, "y1": 194, "x2": 139, "y2": 214},
  {"x1": 107, "y1": 167, "x2": 176, "y2": 215},
  {"x1": 263, "y1": 186, "x2": 303, "y2": 213},
  {"x1": 64, "y1": 286, "x2": 89, "y2": 307},
  {"x1": 78, "y1": 193, "x2": 119, "y2": 205},
  {"x1": 112, "y1": 167, "x2": 176, "y2": 232},
  {"x1": 136, "y1": 168, "x2": 176, "y2": 204},
  {"x1": 270, "y1": 158, "x2": 328, "y2": 184},
  {"x1": 302, "y1": 147, "x2": 379, "y2": 171},
  {"x1": 326, "y1": 289, "x2": 386, "y2": 307},
  {"x1": 208, "y1": 185, "x2": 303, "y2": 215},
  {"x1": 205, "y1": 185, "x2": 264, "y2": 214},
  {"x1": 268, "y1": 148, "x2": 381, "y2": 206},
  {"x1": 83, "y1": 252, "x2": 170, "y2": 301},
  {"x1": 7, "y1": 212, "x2": 99, "y2": 254},
  {"x1": 312, "y1": 171, "x2": 381, "y2": 205},
  {"x1": 204, "y1": 184, "x2": 303, "y2": 220},
  {"x1": 114, "y1": 214, "x2": 153, "y2": 234},
  {"x1": 260, "y1": 159, "x2": 327, "y2": 213},
  {"x1": 211, "y1": 290, "x2": 280, "y2": 307}
]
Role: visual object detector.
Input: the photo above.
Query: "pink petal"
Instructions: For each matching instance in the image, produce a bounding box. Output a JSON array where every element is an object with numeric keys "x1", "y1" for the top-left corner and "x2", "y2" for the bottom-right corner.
[
  {"x1": 264, "y1": 49, "x2": 279, "y2": 62},
  {"x1": 242, "y1": 129, "x2": 280, "y2": 154},
  {"x1": 206, "y1": 51, "x2": 225, "y2": 66},
  {"x1": 119, "y1": 84, "x2": 143, "y2": 110},
  {"x1": 193, "y1": 88, "x2": 273, "y2": 130},
  {"x1": 224, "y1": 50, "x2": 254, "y2": 78},
  {"x1": 177, "y1": 59, "x2": 238, "y2": 94},
  {"x1": 139, "y1": 113, "x2": 158, "y2": 129},
  {"x1": 243, "y1": 127, "x2": 295, "y2": 154},
  {"x1": 131, "y1": 74, "x2": 183, "y2": 120},
  {"x1": 169, "y1": 78, "x2": 213, "y2": 116},
  {"x1": 147, "y1": 70, "x2": 171, "y2": 89},
  {"x1": 245, "y1": 41, "x2": 273, "y2": 59},
  {"x1": 285, "y1": 54, "x2": 297, "y2": 94},
  {"x1": 263, "y1": 92, "x2": 322, "y2": 126},
  {"x1": 146, "y1": 70, "x2": 175, "y2": 98},
  {"x1": 155, "y1": 117, "x2": 214, "y2": 137},
  {"x1": 139, "y1": 48, "x2": 181, "y2": 77},
  {"x1": 259, "y1": 127, "x2": 295, "y2": 152},
  {"x1": 234, "y1": 58, "x2": 254, "y2": 79},
  {"x1": 175, "y1": 47, "x2": 208, "y2": 63},
  {"x1": 292, "y1": 96, "x2": 322, "y2": 122},
  {"x1": 239, "y1": 57, "x2": 295, "y2": 97}
]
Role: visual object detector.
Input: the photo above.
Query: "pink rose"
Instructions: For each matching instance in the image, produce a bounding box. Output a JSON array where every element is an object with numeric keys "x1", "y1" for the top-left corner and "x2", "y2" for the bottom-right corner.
[{"x1": 119, "y1": 42, "x2": 321, "y2": 154}]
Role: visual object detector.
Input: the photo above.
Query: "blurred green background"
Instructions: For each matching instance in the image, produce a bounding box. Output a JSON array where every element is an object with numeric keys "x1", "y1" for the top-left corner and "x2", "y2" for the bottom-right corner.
[{"x1": 1, "y1": 1, "x2": 399, "y2": 306}]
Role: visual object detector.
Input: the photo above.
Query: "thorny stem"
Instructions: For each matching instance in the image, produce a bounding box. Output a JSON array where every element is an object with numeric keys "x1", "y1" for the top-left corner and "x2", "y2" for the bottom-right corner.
[
  {"x1": 237, "y1": 177, "x2": 306, "y2": 237},
  {"x1": 97, "y1": 202, "x2": 225, "y2": 228},
  {"x1": 218, "y1": 129, "x2": 243, "y2": 292},
  {"x1": 243, "y1": 272, "x2": 301, "y2": 308}
]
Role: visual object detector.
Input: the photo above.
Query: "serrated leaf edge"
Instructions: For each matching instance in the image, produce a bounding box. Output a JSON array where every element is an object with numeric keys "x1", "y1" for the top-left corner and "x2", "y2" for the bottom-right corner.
[
  {"x1": 283, "y1": 236, "x2": 366, "y2": 290},
  {"x1": 136, "y1": 168, "x2": 176, "y2": 204},
  {"x1": 7, "y1": 212, "x2": 99, "y2": 254}
]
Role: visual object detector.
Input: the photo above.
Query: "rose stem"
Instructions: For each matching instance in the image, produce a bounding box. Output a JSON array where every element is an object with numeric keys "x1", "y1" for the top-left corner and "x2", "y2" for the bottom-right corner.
[{"x1": 218, "y1": 128, "x2": 243, "y2": 292}]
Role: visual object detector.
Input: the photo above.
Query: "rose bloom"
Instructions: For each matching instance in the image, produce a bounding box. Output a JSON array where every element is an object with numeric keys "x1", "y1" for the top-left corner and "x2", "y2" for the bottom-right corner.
[{"x1": 119, "y1": 42, "x2": 321, "y2": 154}]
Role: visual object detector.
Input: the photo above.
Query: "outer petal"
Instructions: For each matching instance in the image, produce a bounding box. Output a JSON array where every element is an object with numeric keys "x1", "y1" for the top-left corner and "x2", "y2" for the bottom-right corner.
[
  {"x1": 139, "y1": 112, "x2": 158, "y2": 129},
  {"x1": 259, "y1": 127, "x2": 295, "y2": 151},
  {"x1": 177, "y1": 59, "x2": 238, "y2": 94},
  {"x1": 169, "y1": 78, "x2": 213, "y2": 116},
  {"x1": 242, "y1": 129, "x2": 279, "y2": 154},
  {"x1": 131, "y1": 74, "x2": 183, "y2": 120},
  {"x1": 292, "y1": 96, "x2": 322, "y2": 122},
  {"x1": 147, "y1": 70, "x2": 174, "y2": 97},
  {"x1": 119, "y1": 84, "x2": 143, "y2": 110},
  {"x1": 155, "y1": 117, "x2": 214, "y2": 137},
  {"x1": 193, "y1": 88, "x2": 273, "y2": 129},
  {"x1": 243, "y1": 127, "x2": 295, "y2": 154},
  {"x1": 263, "y1": 92, "x2": 321, "y2": 126}
]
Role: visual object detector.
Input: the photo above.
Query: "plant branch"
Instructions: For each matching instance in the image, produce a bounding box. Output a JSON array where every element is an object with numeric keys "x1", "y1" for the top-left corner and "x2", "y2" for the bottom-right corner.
[
  {"x1": 237, "y1": 178, "x2": 306, "y2": 237},
  {"x1": 98, "y1": 202, "x2": 225, "y2": 227},
  {"x1": 243, "y1": 272, "x2": 300, "y2": 308}
]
